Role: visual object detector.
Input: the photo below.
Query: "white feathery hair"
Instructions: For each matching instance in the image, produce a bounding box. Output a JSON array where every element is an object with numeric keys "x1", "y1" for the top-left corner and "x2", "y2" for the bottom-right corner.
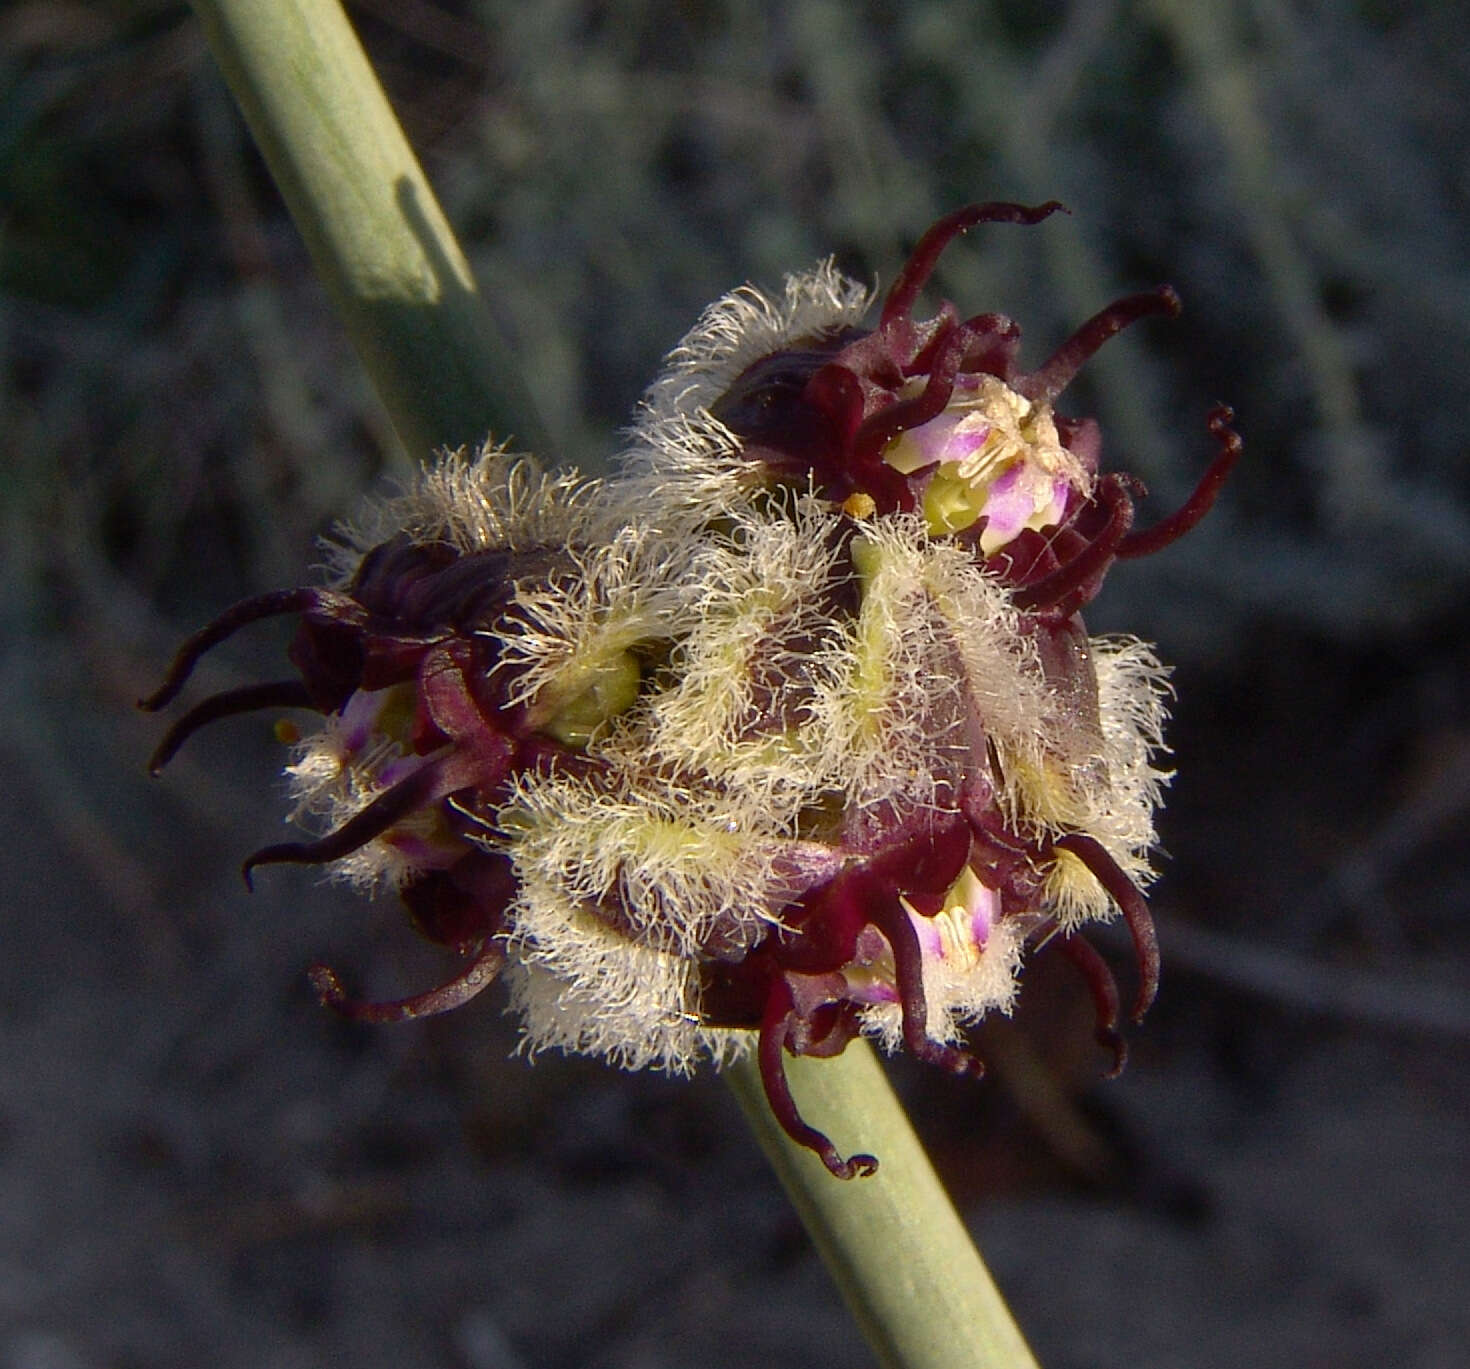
[
  {"x1": 491, "y1": 519, "x2": 692, "y2": 714},
  {"x1": 639, "y1": 260, "x2": 873, "y2": 425},
  {"x1": 503, "y1": 920, "x2": 747, "y2": 1075},
  {"x1": 499, "y1": 754, "x2": 839, "y2": 1073},
  {"x1": 918, "y1": 533, "x2": 1055, "y2": 753},
  {"x1": 611, "y1": 262, "x2": 873, "y2": 530},
  {"x1": 1074, "y1": 634, "x2": 1172, "y2": 878},
  {"x1": 610, "y1": 409, "x2": 757, "y2": 534},
  {"x1": 498, "y1": 764, "x2": 842, "y2": 960},
  {"x1": 319, "y1": 442, "x2": 606, "y2": 583},
  {"x1": 500, "y1": 762, "x2": 817, "y2": 1073},
  {"x1": 807, "y1": 516, "x2": 976, "y2": 814},
  {"x1": 1000, "y1": 633, "x2": 1170, "y2": 929},
  {"x1": 631, "y1": 491, "x2": 850, "y2": 814}
]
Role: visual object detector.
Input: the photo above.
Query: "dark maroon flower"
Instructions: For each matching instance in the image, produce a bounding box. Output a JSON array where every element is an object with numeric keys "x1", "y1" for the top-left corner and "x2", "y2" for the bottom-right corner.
[{"x1": 146, "y1": 206, "x2": 1238, "y2": 1177}]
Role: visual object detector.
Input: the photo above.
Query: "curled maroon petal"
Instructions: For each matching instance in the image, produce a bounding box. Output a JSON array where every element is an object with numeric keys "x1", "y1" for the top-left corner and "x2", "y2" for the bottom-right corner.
[
  {"x1": 881, "y1": 201, "x2": 1067, "y2": 330},
  {"x1": 850, "y1": 320, "x2": 966, "y2": 466},
  {"x1": 1010, "y1": 474, "x2": 1136, "y2": 615},
  {"x1": 1052, "y1": 833, "x2": 1160, "y2": 1022},
  {"x1": 309, "y1": 939, "x2": 505, "y2": 1023},
  {"x1": 242, "y1": 753, "x2": 460, "y2": 889},
  {"x1": 140, "y1": 589, "x2": 361, "y2": 712},
  {"x1": 1018, "y1": 286, "x2": 1182, "y2": 406},
  {"x1": 1057, "y1": 933, "x2": 1127, "y2": 1077},
  {"x1": 147, "y1": 679, "x2": 315, "y2": 775},
  {"x1": 758, "y1": 974, "x2": 879, "y2": 1180},
  {"x1": 868, "y1": 887, "x2": 984, "y2": 1079},
  {"x1": 1117, "y1": 404, "x2": 1243, "y2": 558}
]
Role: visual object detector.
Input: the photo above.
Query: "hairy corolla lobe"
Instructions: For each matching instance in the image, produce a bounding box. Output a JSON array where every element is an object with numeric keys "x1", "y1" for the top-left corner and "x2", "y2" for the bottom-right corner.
[{"x1": 145, "y1": 203, "x2": 1239, "y2": 1177}]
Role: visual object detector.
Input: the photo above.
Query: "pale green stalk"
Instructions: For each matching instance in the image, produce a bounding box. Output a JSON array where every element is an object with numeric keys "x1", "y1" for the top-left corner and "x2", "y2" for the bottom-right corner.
[
  {"x1": 188, "y1": 3, "x2": 1040, "y2": 1365},
  {"x1": 728, "y1": 1043, "x2": 1039, "y2": 1369},
  {"x1": 189, "y1": 0, "x2": 545, "y2": 459}
]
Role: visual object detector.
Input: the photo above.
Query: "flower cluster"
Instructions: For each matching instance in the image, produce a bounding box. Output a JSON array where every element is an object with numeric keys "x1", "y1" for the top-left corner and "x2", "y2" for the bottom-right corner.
[{"x1": 144, "y1": 203, "x2": 1238, "y2": 1177}]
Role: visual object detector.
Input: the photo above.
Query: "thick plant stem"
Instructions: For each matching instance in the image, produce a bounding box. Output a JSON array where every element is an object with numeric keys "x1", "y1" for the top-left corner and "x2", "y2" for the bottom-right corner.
[
  {"x1": 728, "y1": 1043, "x2": 1040, "y2": 1369},
  {"x1": 189, "y1": 4, "x2": 1038, "y2": 1366},
  {"x1": 188, "y1": 0, "x2": 546, "y2": 459}
]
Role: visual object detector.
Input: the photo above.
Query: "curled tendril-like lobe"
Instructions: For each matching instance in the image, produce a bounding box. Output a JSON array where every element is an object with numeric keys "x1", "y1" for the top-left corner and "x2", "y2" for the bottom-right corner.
[
  {"x1": 147, "y1": 680, "x2": 314, "y2": 776},
  {"x1": 1057, "y1": 933, "x2": 1128, "y2": 1077},
  {"x1": 1017, "y1": 287, "x2": 1182, "y2": 406},
  {"x1": 309, "y1": 938, "x2": 505, "y2": 1023},
  {"x1": 145, "y1": 207, "x2": 1236, "y2": 1177},
  {"x1": 1117, "y1": 404, "x2": 1243, "y2": 558},
  {"x1": 1053, "y1": 833, "x2": 1160, "y2": 1023},
  {"x1": 759, "y1": 976, "x2": 879, "y2": 1180}
]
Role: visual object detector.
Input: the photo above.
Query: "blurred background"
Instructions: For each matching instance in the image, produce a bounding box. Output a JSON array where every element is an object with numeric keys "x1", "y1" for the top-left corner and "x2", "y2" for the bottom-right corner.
[{"x1": 2, "y1": 2, "x2": 1466, "y2": 1366}]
